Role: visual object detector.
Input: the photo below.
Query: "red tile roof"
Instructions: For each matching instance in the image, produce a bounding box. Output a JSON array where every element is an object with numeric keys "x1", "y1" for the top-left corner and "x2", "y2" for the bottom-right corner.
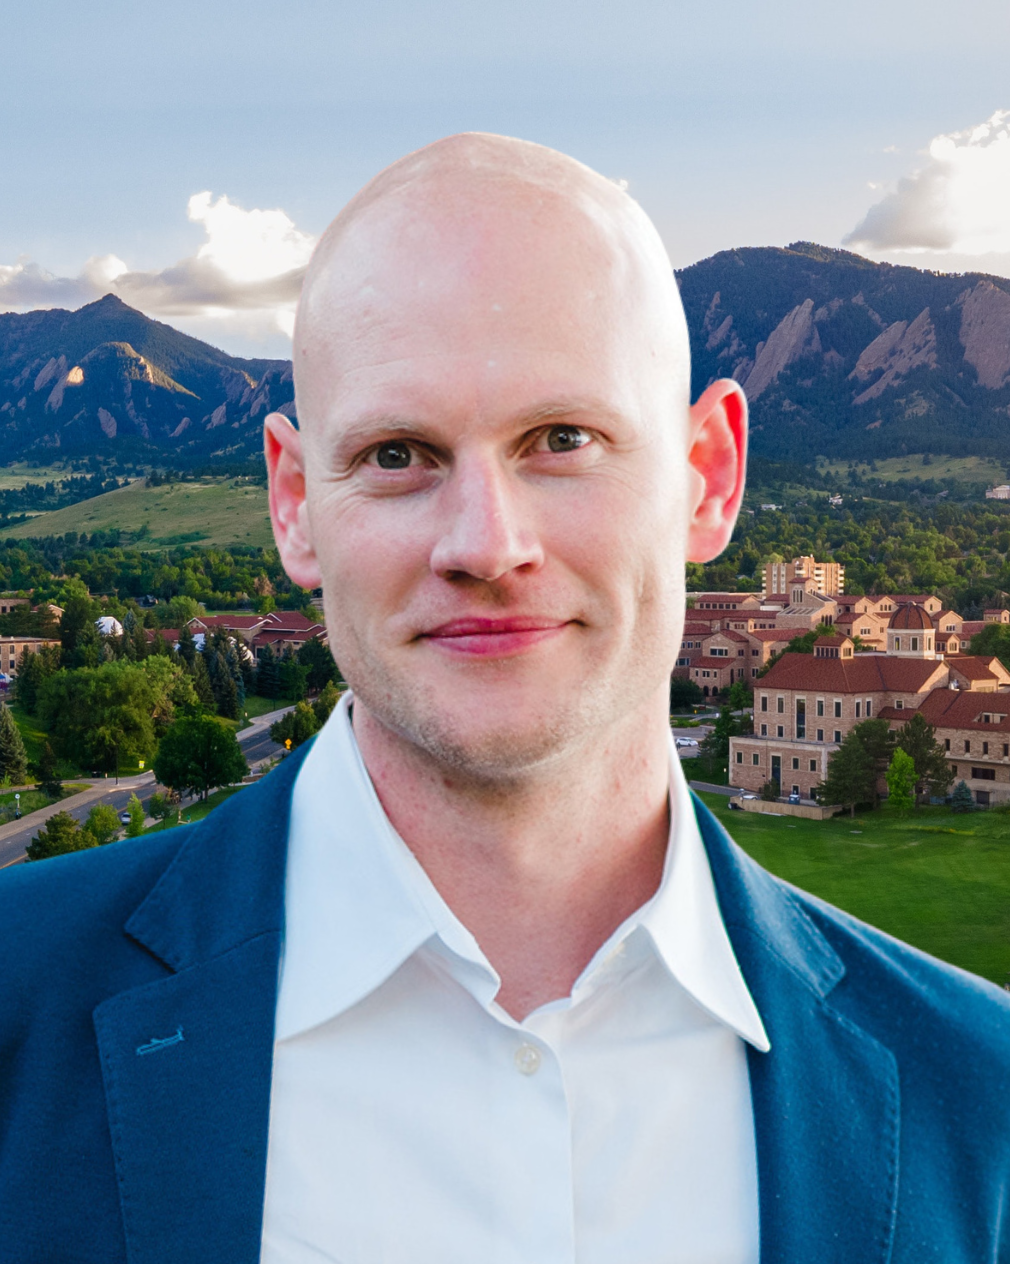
[
  {"x1": 691, "y1": 656, "x2": 736, "y2": 669},
  {"x1": 681, "y1": 623, "x2": 710, "y2": 636},
  {"x1": 192, "y1": 614, "x2": 265, "y2": 629},
  {"x1": 907, "y1": 688, "x2": 1010, "y2": 732},
  {"x1": 946, "y1": 656, "x2": 1006, "y2": 682},
  {"x1": 960, "y1": 621, "x2": 986, "y2": 640},
  {"x1": 746, "y1": 629, "x2": 794, "y2": 642},
  {"x1": 758, "y1": 652, "x2": 945, "y2": 693}
]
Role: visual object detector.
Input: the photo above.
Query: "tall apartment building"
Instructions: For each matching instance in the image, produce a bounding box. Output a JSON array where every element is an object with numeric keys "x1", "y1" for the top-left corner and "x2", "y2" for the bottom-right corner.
[{"x1": 761, "y1": 555, "x2": 844, "y2": 598}]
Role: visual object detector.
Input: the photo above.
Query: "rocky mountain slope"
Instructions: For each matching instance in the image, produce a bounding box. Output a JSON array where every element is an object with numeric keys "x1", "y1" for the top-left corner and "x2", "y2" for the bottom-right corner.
[
  {"x1": 0, "y1": 295, "x2": 294, "y2": 464},
  {"x1": 677, "y1": 243, "x2": 1010, "y2": 463},
  {"x1": 5, "y1": 246, "x2": 1010, "y2": 469}
]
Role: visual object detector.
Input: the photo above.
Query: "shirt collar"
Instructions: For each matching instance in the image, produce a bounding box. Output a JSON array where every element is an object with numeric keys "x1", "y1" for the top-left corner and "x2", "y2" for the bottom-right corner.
[{"x1": 276, "y1": 693, "x2": 768, "y2": 1052}]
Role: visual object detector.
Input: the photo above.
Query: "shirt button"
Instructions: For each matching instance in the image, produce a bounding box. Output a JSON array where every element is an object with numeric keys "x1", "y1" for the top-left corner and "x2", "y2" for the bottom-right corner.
[{"x1": 514, "y1": 1043, "x2": 542, "y2": 1076}]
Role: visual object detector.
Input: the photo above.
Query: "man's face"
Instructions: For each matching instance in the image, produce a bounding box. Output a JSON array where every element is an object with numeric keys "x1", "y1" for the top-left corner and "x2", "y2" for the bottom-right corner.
[{"x1": 292, "y1": 183, "x2": 693, "y2": 780}]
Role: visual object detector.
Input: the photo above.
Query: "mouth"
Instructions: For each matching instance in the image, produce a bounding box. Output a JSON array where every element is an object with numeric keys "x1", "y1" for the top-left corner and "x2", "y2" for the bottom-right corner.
[{"x1": 419, "y1": 616, "x2": 572, "y2": 657}]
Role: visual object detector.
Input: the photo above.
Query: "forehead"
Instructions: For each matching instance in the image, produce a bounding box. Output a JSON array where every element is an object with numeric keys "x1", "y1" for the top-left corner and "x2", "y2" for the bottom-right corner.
[{"x1": 295, "y1": 172, "x2": 688, "y2": 440}]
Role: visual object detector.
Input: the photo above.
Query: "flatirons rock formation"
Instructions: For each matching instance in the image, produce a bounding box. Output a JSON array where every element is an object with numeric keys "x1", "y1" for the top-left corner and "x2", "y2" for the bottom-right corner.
[
  {"x1": 0, "y1": 295, "x2": 294, "y2": 464},
  {"x1": 678, "y1": 243, "x2": 1010, "y2": 461}
]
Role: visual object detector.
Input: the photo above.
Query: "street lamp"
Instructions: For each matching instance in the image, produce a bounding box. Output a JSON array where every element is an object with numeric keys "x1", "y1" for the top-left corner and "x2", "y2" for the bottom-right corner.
[{"x1": 14, "y1": 792, "x2": 20, "y2": 820}]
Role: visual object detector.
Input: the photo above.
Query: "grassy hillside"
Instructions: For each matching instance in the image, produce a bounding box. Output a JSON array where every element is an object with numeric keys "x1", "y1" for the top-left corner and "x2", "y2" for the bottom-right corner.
[
  {"x1": 700, "y1": 792, "x2": 1010, "y2": 985},
  {"x1": 819, "y1": 453, "x2": 1007, "y2": 485},
  {"x1": 4, "y1": 478, "x2": 274, "y2": 549}
]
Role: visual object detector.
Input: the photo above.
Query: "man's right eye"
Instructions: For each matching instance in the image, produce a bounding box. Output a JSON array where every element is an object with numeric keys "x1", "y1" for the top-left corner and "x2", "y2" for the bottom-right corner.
[{"x1": 372, "y1": 441, "x2": 413, "y2": 469}]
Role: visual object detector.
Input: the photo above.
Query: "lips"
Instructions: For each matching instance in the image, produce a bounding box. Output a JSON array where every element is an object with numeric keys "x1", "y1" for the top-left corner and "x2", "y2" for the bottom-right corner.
[{"x1": 420, "y1": 616, "x2": 570, "y2": 657}]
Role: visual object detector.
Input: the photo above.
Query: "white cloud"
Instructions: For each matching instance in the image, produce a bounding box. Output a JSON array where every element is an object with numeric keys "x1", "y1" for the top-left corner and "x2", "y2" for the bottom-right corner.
[
  {"x1": 846, "y1": 110, "x2": 1010, "y2": 255},
  {"x1": 0, "y1": 193, "x2": 316, "y2": 350}
]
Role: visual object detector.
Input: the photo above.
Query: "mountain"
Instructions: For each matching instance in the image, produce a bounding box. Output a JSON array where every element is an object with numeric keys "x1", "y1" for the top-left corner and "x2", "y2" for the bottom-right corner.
[
  {"x1": 677, "y1": 243, "x2": 1010, "y2": 463},
  {"x1": 0, "y1": 295, "x2": 294, "y2": 465},
  {"x1": 6, "y1": 248, "x2": 1010, "y2": 470}
]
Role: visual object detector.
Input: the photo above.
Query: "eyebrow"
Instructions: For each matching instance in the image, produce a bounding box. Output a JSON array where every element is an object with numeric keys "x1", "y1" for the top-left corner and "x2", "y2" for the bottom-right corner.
[{"x1": 327, "y1": 397, "x2": 630, "y2": 463}]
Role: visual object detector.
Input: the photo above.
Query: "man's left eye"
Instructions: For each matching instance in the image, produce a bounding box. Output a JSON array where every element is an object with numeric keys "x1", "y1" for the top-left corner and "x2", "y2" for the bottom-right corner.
[{"x1": 542, "y1": 425, "x2": 592, "y2": 453}]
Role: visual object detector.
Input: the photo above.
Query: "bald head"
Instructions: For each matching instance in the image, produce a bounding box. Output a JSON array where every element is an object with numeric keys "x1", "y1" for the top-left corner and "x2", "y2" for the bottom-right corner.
[{"x1": 293, "y1": 133, "x2": 691, "y2": 444}]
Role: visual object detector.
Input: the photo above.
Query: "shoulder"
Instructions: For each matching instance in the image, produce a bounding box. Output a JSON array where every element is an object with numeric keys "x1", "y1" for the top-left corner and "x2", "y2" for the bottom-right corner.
[{"x1": 790, "y1": 881, "x2": 1010, "y2": 1057}]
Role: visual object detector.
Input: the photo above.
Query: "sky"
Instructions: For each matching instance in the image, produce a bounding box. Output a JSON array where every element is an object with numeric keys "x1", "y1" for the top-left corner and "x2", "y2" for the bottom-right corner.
[{"x1": 3, "y1": 0, "x2": 1010, "y2": 358}]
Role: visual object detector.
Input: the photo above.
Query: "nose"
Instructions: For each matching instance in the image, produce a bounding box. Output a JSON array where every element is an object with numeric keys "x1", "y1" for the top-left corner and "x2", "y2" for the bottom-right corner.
[{"x1": 429, "y1": 455, "x2": 544, "y2": 582}]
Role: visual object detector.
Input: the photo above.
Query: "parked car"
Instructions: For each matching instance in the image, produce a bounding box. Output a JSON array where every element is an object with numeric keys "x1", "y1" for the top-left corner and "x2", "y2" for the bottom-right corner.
[
  {"x1": 119, "y1": 811, "x2": 132, "y2": 825},
  {"x1": 674, "y1": 737, "x2": 698, "y2": 748},
  {"x1": 787, "y1": 790, "x2": 801, "y2": 805}
]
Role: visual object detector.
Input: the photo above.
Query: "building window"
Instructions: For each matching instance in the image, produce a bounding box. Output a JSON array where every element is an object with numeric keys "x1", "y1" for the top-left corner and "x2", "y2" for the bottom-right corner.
[
  {"x1": 983, "y1": 742, "x2": 989, "y2": 755},
  {"x1": 777, "y1": 697, "x2": 784, "y2": 714},
  {"x1": 865, "y1": 700, "x2": 872, "y2": 717},
  {"x1": 894, "y1": 636, "x2": 901, "y2": 651},
  {"x1": 1004, "y1": 744, "x2": 1009, "y2": 758},
  {"x1": 816, "y1": 699, "x2": 824, "y2": 717},
  {"x1": 791, "y1": 784, "x2": 800, "y2": 797},
  {"x1": 971, "y1": 767, "x2": 996, "y2": 781},
  {"x1": 760, "y1": 695, "x2": 768, "y2": 712},
  {"x1": 777, "y1": 725, "x2": 784, "y2": 738},
  {"x1": 855, "y1": 701, "x2": 861, "y2": 719},
  {"x1": 895, "y1": 699, "x2": 904, "y2": 710},
  {"x1": 760, "y1": 724, "x2": 767, "y2": 736},
  {"x1": 752, "y1": 753, "x2": 760, "y2": 765},
  {"x1": 926, "y1": 637, "x2": 932, "y2": 650},
  {"x1": 791, "y1": 757, "x2": 799, "y2": 770},
  {"x1": 964, "y1": 740, "x2": 971, "y2": 753},
  {"x1": 736, "y1": 751, "x2": 743, "y2": 764},
  {"x1": 945, "y1": 738, "x2": 950, "y2": 751},
  {"x1": 834, "y1": 700, "x2": 842, "y2": 718},
  {"x1": 809, "y1": 759, "x2": 817, "y2": 772},
  {"x1": 817, "y1": 728, "x2": 824, "y2": 742},
  {"x1": 795, "y1": 698, "x2": 806, "y2": 739},
  {"x1": 834, "y1": 730, "x2": 842, "y2": 743},
  {"x1": 911, "y1": 637, "x2": 919, "y2": 651}
]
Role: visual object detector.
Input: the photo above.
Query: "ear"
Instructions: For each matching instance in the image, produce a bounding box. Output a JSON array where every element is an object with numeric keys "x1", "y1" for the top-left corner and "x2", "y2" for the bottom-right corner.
[
  {"x1": 685, "y1": 379, "x2": 748, "y2": 564},
  {"x1": 264, "y1": 412, "x2": 323, "y2": 590}
]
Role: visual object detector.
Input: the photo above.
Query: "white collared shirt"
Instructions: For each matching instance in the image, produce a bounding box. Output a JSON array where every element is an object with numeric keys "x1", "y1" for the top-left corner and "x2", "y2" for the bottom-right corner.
[{"x1": 260, "y1": 694, "x2": 769, "y2": 1264}]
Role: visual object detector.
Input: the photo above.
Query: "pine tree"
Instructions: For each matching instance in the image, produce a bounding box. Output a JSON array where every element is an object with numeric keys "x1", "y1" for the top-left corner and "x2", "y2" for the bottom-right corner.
[
  {"x1": 0, "y1": 702, "x2": 28, "y2": 785},
  {"x1": 177, "y1": 623, "x2": 197, "y2": 668},
  {"x1": 215, "y1": 667, "x2": 240, "y2": 720},
  {"x1": 817, "y1": 732, "x2": 875, "y2": 817},
  {"x1": 26, "y1": 810, "x2": 93, "y2": 861},
  {"x1": 950, "y1": 780, "x2": 975, "y2": 813},
  {"x1": 256, "y1": 645, "x2": 280, "y2": 699},
  {"x1": 37, "y1": 740, "x2": 61, "y2": 799},
  {"x1": 190, "y1": 653, "x2": 217, "y2": 711},
  {"x1": 895, "y1": 711, "x2": 954, "y2": 802}
]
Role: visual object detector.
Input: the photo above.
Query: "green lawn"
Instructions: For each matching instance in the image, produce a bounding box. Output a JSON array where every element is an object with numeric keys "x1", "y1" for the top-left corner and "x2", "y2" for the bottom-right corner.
[
  {"x1": 819, "y1": 453, "x2": 1006, "y2": 485},
  {"x1": 700, "y1": 793, "x2": 1010, "y2": 986},
  {"x1": 243, "y1": 694, "x2": 284, "y2": 720},
  {"x1": 143, "y1": 784, "x2": 247, "y2": 833},
  {"x1": 0, "y1": 784, "x2": 88, "y2": 824}
]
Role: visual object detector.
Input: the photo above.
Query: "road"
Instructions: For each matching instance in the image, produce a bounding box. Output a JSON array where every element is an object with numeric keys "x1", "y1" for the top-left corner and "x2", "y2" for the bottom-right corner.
[{"x1": 0, "y1": 705, "x2": 292, "y2": 871}]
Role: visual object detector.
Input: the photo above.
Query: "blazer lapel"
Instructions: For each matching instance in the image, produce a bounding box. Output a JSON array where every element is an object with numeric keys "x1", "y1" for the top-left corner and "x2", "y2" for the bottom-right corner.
[
  {"x1": 693, "y1": 795, "x2": 900, "y2": 1264},
  {"x1": 93, "y1": 746, "x2": 311, "y2": 1264}
]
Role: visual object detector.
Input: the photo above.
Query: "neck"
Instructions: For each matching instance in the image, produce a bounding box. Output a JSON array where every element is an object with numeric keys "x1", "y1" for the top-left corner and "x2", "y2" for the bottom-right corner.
[{"x1": 351, "y1": 696, "x2": 672, "y2": 1020}]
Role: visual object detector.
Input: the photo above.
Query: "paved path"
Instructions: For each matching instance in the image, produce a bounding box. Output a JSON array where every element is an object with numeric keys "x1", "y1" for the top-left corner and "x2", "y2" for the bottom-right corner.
[{"x1": 0, "y1": 705, "x2": 295, "y2": 871}]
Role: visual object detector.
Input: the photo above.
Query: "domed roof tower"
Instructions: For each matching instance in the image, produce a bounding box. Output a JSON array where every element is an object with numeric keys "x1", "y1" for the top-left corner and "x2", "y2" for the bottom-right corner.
[{"x1": 886, "y1": 602, "x2": 936, "y2": 658}]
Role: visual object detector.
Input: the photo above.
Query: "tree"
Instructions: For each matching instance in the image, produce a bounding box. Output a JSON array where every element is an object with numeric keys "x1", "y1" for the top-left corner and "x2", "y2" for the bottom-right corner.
[
  {"x1": 313, "y1": 680, "x2": 342, "y2": 727},
  {"x1": 15, "y1": 644, "x2": 60, "y2": 714},
  {"x1": 700, "y1": 706, "x2": 745, "y2": 763},
  {"x1": 26, "y1": 811, "x2": 94, "y2": 861},
  {"x1": 950, "y1": 780, "x2": 975, "y2": 812},
  {"x1": 82, "y1": 803, "x2": 121, "y2": 847},
  {"x1": 968, "y1": 623, "x2": 1010, "y2": 671},
  {"x1": 36, "y1": 740, "x2": 61, "y2": 799},
  {"x1": 297, "y1": 638, "x2": 339, "y2": 693},
  {"x1": 278, "y1": 651, "x2": 309, "y2": 703},
  {"x1": 848, "y1": 718, "x2": 895, "y2": 809},
  {"x1": 816, "y1": 732, "x2": 876, "y2": 817},
  {"x1": 38, "y1": 661, "x2": 158, "y2": 773},
  {"x1": 256, "y1": 645, "x2": 280, "y2": 698},
  {"x1": 670, "y1": 676, "x2": 704, "y2": 710},
  {"x1": 60, "y1": 595, "x2": 100, "y2": 669},
  {"x1": 0, "y1": 702, "x2": 28, "y2": 785},
  {"x1": 177, "y1": 622, "x2": 198, "y2": 667},
  {"x1": 270, "y1": 700, "x2": 320, "y2": 751},
  {"x1": 154, "y1": 714, "x2": 249, "y2": 801},
  {"x1": 895, "y1": 711, "x2": 954, "y2": 802},
  {"x1": 885, "y1": 748, "x2": 916, "y2": 814},
  {"x1": 189, "y1": 653, "x2": 217, "y2": 712},
  {"x1": 124, "y1": 792, "x2": 146, "y2": 837},
  {"x1": 760, "y1": 779, "x2": 780, "y2": 801},
  {"x1": 726, "y1": 680, "x2": 753, "y2": 712}
]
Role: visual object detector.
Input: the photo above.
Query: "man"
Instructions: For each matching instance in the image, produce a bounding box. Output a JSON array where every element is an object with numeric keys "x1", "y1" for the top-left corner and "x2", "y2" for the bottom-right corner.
[{"x1": 0, "y1": 135, "x2": 1007, "y2": 1263}]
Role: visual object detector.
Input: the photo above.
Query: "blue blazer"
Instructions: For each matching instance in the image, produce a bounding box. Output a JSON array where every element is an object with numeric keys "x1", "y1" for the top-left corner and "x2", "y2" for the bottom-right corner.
[{"x1": 1, "y1": 743, "x2": 1008, "y2": 1263}]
